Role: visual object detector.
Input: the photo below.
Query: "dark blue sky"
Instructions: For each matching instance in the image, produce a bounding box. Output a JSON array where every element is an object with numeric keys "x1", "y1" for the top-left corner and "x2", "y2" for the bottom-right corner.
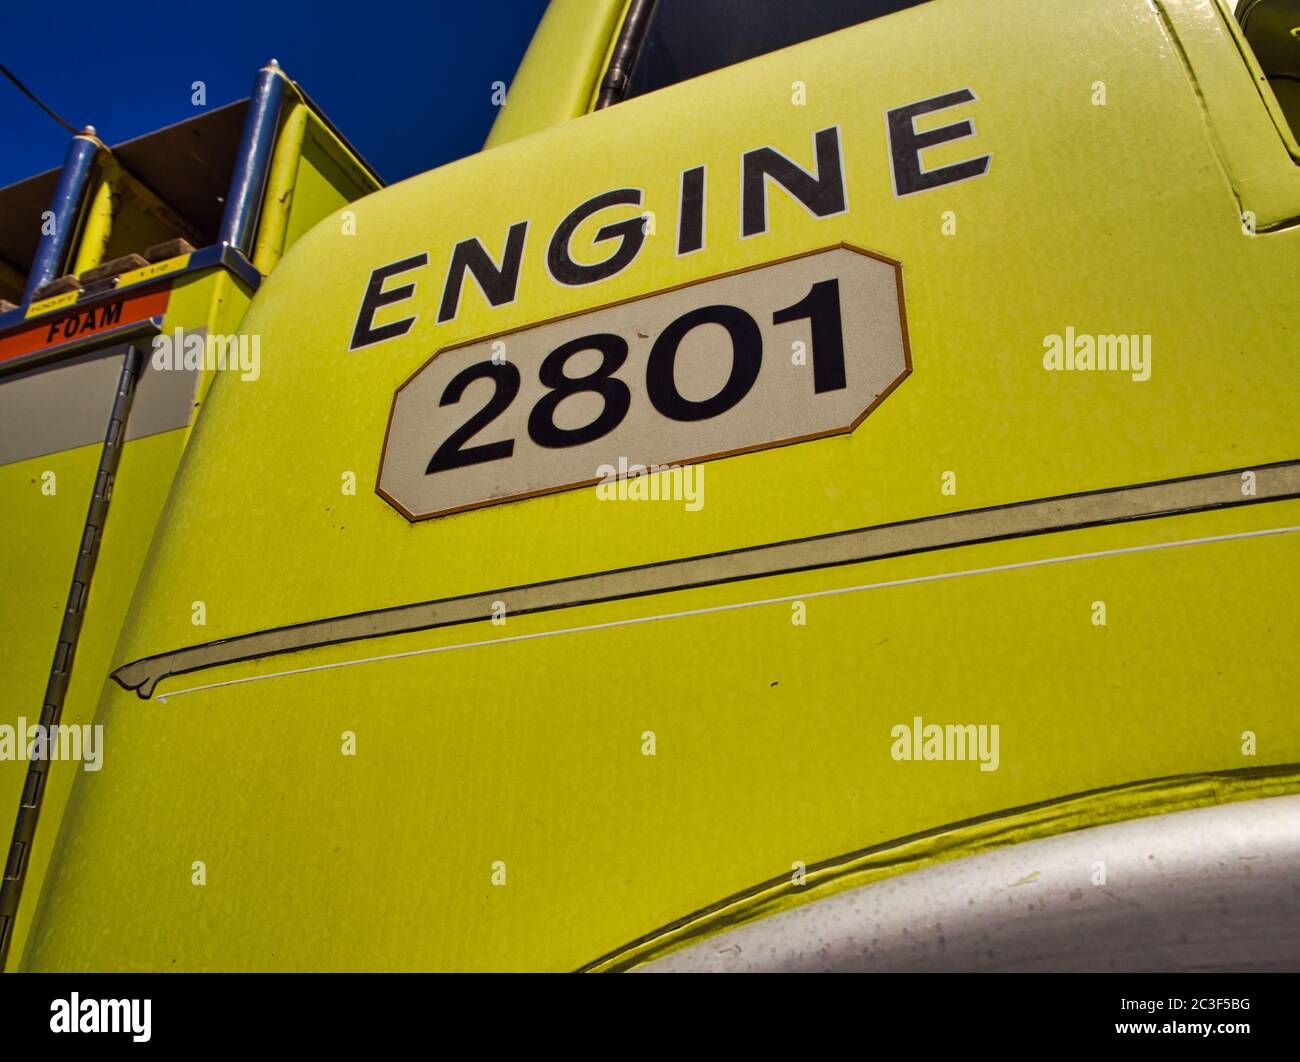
[{"x1": 1, "y1": 0, "x2": 550, "y2": 189}]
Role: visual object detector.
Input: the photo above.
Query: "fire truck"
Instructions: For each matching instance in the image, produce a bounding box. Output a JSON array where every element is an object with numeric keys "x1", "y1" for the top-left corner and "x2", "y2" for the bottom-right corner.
[{"x1": 1, "y1": 0, "x2": 1298, "y2": 972}]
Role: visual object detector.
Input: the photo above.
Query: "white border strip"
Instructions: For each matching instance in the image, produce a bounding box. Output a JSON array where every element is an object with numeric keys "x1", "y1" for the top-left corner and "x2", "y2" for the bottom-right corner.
[{"x1": 151, "y1": 523, "x2": 1300, "y2": 703}]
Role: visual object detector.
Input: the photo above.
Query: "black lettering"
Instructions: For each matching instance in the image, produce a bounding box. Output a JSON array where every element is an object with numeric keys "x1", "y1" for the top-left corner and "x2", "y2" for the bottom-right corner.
[
  {"x1": 647, "y1": 305, "x2": 762, "y2": 421},
  {"x1": 426, "y1": 361, "x2": 521, "y2": 474},
  {"x1": 437, "y1": 221, "x2": 529, "y2": 324},
  {"x1": 886, "y1": 89, "x2": 990, "y2": 197},
  {"x1": 349, "y1": 253, "x2": 428, "y2": 350},
  {"x1": 547, "y1": 189, "x2": 646, "y2": 286},
  {"x1": 678, "y1": 166, "x2": 706, "y2": 255},
  {"x1": 741, "y1": 127, "x2": 845, "y2": 238},
  {"x1": 527, "y1": 334, "x2": 631, "y2": 447},
  {"x1": 772, "y1": 278, "x2": 846, "y2": 393}
]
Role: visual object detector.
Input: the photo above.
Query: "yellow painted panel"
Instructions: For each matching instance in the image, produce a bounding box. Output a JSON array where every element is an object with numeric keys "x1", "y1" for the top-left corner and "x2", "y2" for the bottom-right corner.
[
  {"x1": 2, "y1": 267, "x2": 254, "y2": 967},
  {"x1": 279, "y1": 118, "x2": 380, "y2": 258},
  {"x1": 0, "y1": 445, "x2": 101, "y2": 813},
  {"x1": 99, "y1": 183, "x2": 191, "y2": 267},
  {"x1": 14, "y1": 0, "x2": 1300, "y2": 970},
  {"x1": 1183, "y1": 0, "x2": 1300, "y2": 225},
  {"x1": 23, "y1": 501, "x2": 1300, "y2": 970},
  {"x1": 484, "y1": 0, "x2": 627, "y2": 147},
  {"x1": 7, "y1": 429, "x2": 188, "y2": 966},
  {"x1": 83, "y1": 0, "x2": 1300, "y2": 651}
]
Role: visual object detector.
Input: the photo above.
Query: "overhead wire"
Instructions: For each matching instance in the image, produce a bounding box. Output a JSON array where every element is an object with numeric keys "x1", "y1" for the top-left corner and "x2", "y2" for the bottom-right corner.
[{"x1": 0, "y1": 61, "x2": 81, "y2": 135}]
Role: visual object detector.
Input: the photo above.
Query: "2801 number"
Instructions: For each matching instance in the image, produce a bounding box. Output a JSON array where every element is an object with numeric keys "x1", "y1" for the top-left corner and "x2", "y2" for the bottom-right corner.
[{"x1": 426, "y1": 279, "x2": 846, "y2": 474}]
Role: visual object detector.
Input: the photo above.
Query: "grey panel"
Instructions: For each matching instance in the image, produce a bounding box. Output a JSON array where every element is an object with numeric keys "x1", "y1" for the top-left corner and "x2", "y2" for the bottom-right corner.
[
  {"x1": 0, "y1": 341, "x2": 199, "y2": 465},
  {"x1": 640, "y1": 795, "x2": 1300, "y2": 972}
]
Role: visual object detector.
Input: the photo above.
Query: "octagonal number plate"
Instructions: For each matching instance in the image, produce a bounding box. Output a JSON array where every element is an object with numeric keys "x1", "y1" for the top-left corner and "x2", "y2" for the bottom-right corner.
[{"x1": 378, "y1": 244, "x2": 910, "y2": 520}]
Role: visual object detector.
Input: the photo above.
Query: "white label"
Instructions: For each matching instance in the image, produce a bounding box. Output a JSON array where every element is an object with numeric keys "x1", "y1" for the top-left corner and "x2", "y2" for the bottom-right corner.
[{"x1": 379, "y1": 245, "x2": 910, "y2": 519}]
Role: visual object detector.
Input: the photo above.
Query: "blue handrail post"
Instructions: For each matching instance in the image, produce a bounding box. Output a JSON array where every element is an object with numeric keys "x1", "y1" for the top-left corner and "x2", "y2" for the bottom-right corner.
[
  {"x1": 23, "y1": 128, "x2": 101, "y2": 304},
  {"x1": 218, "y1": 60, "x2": 288, "y2": 258}
]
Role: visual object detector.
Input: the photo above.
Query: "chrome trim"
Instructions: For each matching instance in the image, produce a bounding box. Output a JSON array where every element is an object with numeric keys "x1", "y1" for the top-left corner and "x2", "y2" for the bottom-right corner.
[{"x1": 640, "y1": 795, "x2": 1300, "y2": 971}]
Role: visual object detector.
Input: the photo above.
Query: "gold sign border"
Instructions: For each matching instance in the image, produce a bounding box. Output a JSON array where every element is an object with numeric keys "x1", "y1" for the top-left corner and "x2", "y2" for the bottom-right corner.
[{"x1": 375, "y1": 243, "x2": 912, "y2": 521}]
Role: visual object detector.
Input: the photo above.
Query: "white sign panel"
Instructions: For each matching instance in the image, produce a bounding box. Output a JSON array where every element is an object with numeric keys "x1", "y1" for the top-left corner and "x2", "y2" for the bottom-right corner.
[{"x1": 378, "y1": 245, "x2": 910, "y2": 520}]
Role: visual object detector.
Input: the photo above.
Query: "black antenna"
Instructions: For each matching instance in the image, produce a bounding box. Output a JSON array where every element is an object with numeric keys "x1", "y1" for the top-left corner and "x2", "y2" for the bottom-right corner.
[{"x1": 0, "y1": 61, "x2": 80, "y2": 135}]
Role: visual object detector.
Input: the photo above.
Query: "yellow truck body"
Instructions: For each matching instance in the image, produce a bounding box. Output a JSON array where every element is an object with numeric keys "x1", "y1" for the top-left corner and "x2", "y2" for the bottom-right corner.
[{"x1": 3, "y1": 0, "x2": 1298, "y2": 970}]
